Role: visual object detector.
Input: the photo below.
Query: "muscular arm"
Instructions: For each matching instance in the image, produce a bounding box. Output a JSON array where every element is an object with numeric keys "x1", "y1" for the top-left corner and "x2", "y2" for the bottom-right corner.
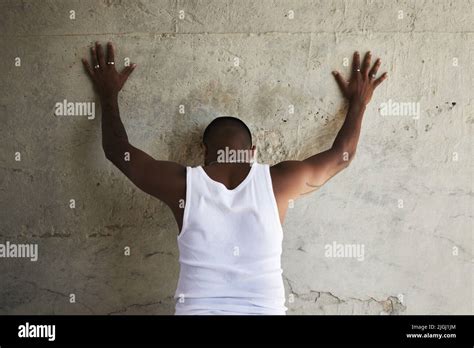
[
  {"x1": 100, "y1": 97, "x2": 185, "y2": 207},
  {"x1": 82, "y1": 42, "x2": 185, "y2": 210},
  {"x1": 271, "y1": 51, "x2": 388, "y2": 203}
]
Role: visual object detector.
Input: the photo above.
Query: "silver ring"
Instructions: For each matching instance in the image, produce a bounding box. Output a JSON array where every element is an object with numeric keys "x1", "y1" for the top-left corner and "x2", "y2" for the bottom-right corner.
[
  {"x1": 356, "y1": 68, "x2": 361, "y2": 72},
  {"x1": 107, "y1": 61, "x2": 115, "y2": 65},
  {"x1": 94, "y1": 64, "x2": 100, "y2": 69},
  {"x1": 370, "y1": 73, "x2": 376, "y2": 78}
]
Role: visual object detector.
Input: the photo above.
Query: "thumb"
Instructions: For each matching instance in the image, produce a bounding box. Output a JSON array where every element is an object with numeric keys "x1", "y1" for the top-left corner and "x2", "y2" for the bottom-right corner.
[
  {"x1": 120, "y1": 63, "x2": 137, "y2": 82},
  {"x1": 332, "y1": 71, "x2": 348, "y2": 94}
]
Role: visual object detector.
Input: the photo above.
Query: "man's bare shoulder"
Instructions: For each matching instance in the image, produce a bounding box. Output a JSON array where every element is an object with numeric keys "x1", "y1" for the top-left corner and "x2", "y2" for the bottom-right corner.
[{"x1": 269, "y1": 160, "x2": 310, "y2": 197}]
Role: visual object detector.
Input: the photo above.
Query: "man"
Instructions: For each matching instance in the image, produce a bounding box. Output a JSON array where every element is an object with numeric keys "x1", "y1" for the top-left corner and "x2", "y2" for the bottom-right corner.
[{"x1": 82, "y1": 42, "x2": 387, "y2": 315}]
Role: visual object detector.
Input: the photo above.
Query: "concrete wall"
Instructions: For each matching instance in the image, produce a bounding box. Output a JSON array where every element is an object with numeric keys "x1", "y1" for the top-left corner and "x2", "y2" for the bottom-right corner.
[{"x1": 0, "y1": 0, "x2": 472, "y2": 315}]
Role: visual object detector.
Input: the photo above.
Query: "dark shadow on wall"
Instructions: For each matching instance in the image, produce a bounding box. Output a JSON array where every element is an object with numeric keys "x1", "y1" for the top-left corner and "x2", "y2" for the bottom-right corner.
[{"x1": 167, "y1": 79, "x2": 243, "y2": 167}]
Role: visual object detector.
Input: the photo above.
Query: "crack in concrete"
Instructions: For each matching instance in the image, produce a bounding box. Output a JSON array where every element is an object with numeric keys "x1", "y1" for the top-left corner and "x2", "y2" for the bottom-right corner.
[
  {"x1": 104, "y1": 224, "x2": 135, "y2": 231},
  {"x1": 22, "y1": 280, "x2": 95, "y2": 314},
  {"x1": 87, "y1": 232, "x2": 113, "y2": 238},
  {"x1": 1, "y1": 30, "x2": 473, "y2": 38},
  {"x1": 296, "y1": 246, "x2": 307, "y2": 253},
  {"x1": 107, "y1": 297, "x2": 173, "y2": 315},
  {"x1": 284, "y1": 276, "x2": 406, "y2": 314},
  {"x1": 144, "y1": 250, "x2": 174, "y2": 258},
  {"x1": 36, "y1": 232, "x2": 71, "y2": 238}
]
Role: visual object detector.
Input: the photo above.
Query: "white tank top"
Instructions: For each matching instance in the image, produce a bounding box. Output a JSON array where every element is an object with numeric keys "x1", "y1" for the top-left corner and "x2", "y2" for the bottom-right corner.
[{"x1": 174, "y1": 162, "x2": 287, "y2": 315}]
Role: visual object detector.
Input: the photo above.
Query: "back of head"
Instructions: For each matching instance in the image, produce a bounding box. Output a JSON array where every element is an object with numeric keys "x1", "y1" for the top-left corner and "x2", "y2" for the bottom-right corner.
[{"x1": 203, "y1": 116, "x2": 252, "y2": 150}]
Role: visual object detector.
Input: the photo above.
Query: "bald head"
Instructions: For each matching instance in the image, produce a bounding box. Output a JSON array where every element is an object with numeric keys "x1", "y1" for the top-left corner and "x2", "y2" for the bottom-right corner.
[{"x1": 203, "y1": 116, "x2": 252, "y2": 150}]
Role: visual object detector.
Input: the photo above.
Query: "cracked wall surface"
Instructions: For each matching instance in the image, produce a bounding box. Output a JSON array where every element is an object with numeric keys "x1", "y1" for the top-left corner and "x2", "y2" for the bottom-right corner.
[{"x1": 0, "y1": 0, "x2": 472, "y2": 315}]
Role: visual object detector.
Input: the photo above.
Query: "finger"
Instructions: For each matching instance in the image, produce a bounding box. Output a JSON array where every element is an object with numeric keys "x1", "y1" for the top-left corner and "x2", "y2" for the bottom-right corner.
[
  {"x1": 90, "y1": 45, "x2": 99, "y2": 68},
  {"x1": 120, "y1": 63, "x2": 137, "y2": 81},
  {"x1": 107, "y1": 42, "x2": 115, "y2": 67},
  {"x1": 351, "y1": 51, "x2": 361, "y2": 76},
  {"x1": 332, "y1": 71, "x2": 348, "y2": 93},
  {"x1": 96, "y1": 41, "x2": 105, "y2": 67},
  {"x1": 82, "y1": 58, "x2": 94, "y2": 78},
  {"x1": 361, "y1": 51, "x2": 371, "y2": 76},
  {"x1": 369, "y1": 58, "x2": 381, "y2": 79},
  {"x1": 373, "y1": 72, "x2": 388, "y2": 87}
]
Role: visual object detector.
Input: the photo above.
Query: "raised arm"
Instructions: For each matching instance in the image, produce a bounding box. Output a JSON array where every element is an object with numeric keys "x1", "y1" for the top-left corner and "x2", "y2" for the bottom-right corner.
[
  {"x1": 82, "y1": 42, "x2": 185, "y2": 211},
  {"x1": 271, "y1": 51, "x2": 387, "y2": 203}
]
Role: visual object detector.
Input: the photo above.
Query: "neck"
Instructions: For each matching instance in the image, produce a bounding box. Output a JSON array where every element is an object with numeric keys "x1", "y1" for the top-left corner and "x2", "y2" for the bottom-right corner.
[
  {"x1": 204, "y1": 146, "x2": 255, "y2": 166},
  {"x1": 205, "y1": 159, "x2": 254, "y2": 166}
]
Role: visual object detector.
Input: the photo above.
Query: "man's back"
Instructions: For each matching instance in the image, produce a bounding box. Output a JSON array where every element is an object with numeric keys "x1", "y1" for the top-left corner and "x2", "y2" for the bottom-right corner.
[{"x1": 175, "y1": 162, "x2": 286, "y2": 315}]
